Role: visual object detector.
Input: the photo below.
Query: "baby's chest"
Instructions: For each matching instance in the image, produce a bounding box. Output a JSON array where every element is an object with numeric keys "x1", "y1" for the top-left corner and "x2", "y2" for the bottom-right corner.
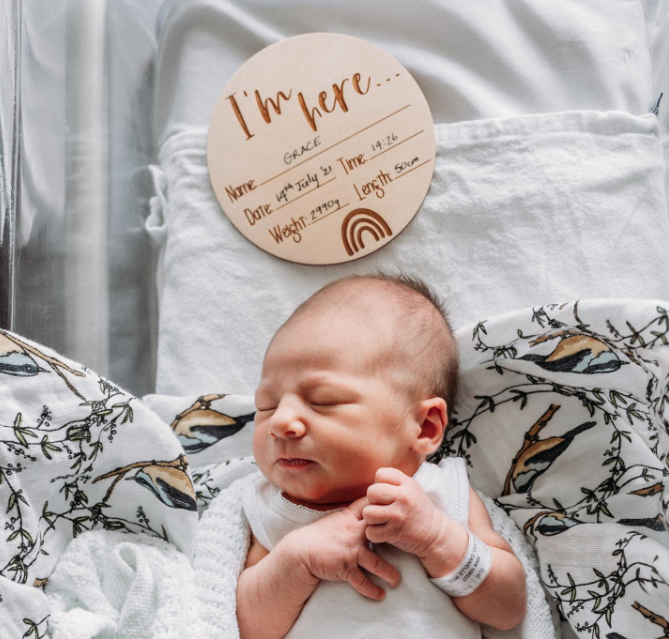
[{"x1": 285, "y1": 546, "x2": 480, "y2": 639}]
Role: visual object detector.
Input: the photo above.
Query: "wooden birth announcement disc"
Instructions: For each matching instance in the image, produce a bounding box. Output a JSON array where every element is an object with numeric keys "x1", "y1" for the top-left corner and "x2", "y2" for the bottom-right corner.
[{"x1": 207, "y1": 32, "x2": 436, "y2": 265}]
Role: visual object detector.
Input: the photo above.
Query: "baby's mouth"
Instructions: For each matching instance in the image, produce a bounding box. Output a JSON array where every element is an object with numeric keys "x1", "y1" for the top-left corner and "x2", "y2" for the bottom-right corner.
[{"x1": 278, "y1": 458, "x2": 314, "y2": 468}]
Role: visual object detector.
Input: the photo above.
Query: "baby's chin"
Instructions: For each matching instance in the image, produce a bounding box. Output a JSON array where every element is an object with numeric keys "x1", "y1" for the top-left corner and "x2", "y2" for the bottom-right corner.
[{"x1": 263, "y1": 462, "x2": 368, "y2": 504}]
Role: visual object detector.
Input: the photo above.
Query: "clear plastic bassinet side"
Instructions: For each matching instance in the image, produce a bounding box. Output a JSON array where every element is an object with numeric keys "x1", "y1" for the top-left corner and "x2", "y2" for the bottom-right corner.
[
  {"x1": 0, "y1": 0, "x2": 20, "y2": 332},
  {"x1": 0, "y1": 0, "x2": 165, "y2": 397}
]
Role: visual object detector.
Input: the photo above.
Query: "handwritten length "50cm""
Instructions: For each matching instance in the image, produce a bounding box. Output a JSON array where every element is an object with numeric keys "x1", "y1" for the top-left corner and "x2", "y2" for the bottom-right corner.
[{"x1": 226, "y1": 72, "x2": 372, "y2": 139}]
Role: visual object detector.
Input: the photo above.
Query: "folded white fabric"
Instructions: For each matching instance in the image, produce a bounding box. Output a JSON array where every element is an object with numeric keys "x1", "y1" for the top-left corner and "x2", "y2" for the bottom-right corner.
[
  {"x1": 45, "y1": 531, "x2": 199, "y2": 639},
  {"x1": 44, "y1": 469, "x2": 560, "y2": 639},
  {"x1": 146, "y1": 110, "x2": 669, "y2": 396}
]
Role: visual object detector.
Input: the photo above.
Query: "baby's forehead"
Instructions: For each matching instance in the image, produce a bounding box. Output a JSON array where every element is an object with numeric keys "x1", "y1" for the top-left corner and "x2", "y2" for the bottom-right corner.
[
  {"x1": 313, "y1": 282, "x2": 403, "y2": 322},
  {"x1": 279, "y1": 306, "x2": 399, "y2": 349},
  {"x1": 271, "y1": 298, "x2": 402, "y2": 365},
  {"x1": 294, "y1": 296, "x2": 402, "y2": 342}
]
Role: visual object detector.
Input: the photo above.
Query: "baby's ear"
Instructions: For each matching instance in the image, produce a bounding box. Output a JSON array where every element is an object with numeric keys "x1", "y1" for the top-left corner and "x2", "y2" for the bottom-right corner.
[{"x1": 414, "y1": 398, "x2": 447, "y2": 454}]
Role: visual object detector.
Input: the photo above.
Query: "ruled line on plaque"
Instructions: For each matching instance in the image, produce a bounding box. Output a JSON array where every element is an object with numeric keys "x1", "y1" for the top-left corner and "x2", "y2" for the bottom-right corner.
[
  {"x1": 259, "y1": 104, "x2": 413, "y2": 187},
  {"x1": 275, "y1": 176, "x2": 338, "y2": 211},
  {"x1": 368, "y1": 130, "x2": 425, "y2": 162},
  {"x1": 310, "y1": 202, "x2": 351, "y2": 225},
  {"x1": 394, "y1": 158, "x2": 432, "y2": 180}
]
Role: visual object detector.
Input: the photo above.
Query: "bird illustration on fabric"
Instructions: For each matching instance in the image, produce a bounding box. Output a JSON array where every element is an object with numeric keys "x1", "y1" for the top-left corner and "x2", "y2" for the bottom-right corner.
[
  {"x1": 93, "y1": 454, "x2": 197, "y2": 511},
  {"x1": 170, "y1": 394, "x2": 255, "y2": 454},
  {"x1": 523, "y1": 510, "x2": 584, "y2": 540},
  {"x1": 520, "y1": 328, "x2": 624, "y2": 374},
  {"x1": 0, "y1": 333, "x2": 46, "y2": 376},
  {"x1": 605, "y1": 602, "x2": 669, "y2": 639},
  {"x1": 0, "y1": 330, "x2": 86, "y2": 398},
  {"x1": 128, "y1": 464, "x2": 197, "y2": 511},
  {"x1": 628, "y1": 482, "x2": 665, "y2": 497},
  {"x1": 617, "y1": 513, "x2": 665, "y2": 533},
  {"x1": 503, "y1": 420, "x2": 596, "y2": 495}
]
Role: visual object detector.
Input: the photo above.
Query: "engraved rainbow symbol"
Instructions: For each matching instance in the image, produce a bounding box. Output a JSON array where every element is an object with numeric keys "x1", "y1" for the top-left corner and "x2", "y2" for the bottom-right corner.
[{"x1": 340, "y1": 208, "x2": 393, "y2": 256}]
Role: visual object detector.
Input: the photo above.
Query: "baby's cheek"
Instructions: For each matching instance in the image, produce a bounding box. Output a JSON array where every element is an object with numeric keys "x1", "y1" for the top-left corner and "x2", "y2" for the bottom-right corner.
[{"x1": 251, "y1": 423, "x2": 267, "y2": 458}]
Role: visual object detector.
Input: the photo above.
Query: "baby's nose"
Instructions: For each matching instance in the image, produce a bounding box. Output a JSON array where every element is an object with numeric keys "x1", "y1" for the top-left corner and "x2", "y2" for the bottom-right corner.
[
  {"x1": 270, "y1": 421, "x2": 305, "y2": 438},
  {"x1": 269, "y1": 403, "x2": 306, "y2": 438}
]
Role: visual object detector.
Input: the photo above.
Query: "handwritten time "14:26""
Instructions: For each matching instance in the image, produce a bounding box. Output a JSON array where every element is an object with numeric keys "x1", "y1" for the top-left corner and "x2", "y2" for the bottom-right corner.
[
  {"x1": 370, "y1": 132, "x2": 419, "y2": 173},
  {"x1": 371, "y1": 132, "x2": 398, "y2": 152}
]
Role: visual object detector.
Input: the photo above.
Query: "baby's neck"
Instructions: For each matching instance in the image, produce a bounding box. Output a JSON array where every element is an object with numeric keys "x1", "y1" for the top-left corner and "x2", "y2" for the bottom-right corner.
[{"x1": 281, "y1": 491, "x2": 352, "y2": 511}]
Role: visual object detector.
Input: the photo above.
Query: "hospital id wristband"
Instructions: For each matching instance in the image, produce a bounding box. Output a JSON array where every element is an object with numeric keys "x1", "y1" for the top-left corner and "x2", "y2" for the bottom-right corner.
[{"x1": 428, "y1": 529, "x2": 493, "y2": 597}]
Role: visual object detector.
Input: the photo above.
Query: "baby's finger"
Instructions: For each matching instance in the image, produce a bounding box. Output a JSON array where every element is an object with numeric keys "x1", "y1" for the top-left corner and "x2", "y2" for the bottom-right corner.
[
  {"x1": 346, "y1": 566, "x2": 387, "y2": 601},
  {"x1": 362, "y1": 503, "x2": 391, "y2": 525},
  {"x1": 367, "y1": 482, "x2": 397, "y2": 505},
  {"x1": 346, "y1": 495, "x2": 370, "y2": 520},
  {"x1": 357, "y1": 545, "x2": 401, "y2": 589}
]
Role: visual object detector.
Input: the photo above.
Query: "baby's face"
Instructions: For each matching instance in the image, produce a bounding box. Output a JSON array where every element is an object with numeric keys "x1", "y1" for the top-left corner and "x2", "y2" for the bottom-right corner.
[{"x1": 253, "y1": 308, "x2": 421, "y2": 508}]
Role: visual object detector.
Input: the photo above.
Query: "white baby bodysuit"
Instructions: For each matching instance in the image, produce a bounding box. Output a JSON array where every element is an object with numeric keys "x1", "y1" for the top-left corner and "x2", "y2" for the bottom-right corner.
[{"x1": 241, "y1": 457, "x2": 482, "y2": 639}]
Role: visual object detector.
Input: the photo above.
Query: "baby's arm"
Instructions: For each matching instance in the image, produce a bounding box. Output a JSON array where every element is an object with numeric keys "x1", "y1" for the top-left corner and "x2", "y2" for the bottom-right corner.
[
  {"x1": 420, "y1": 487, "x2": 527, "y2": 631},
  {"x1": 236, "y1": 533, "x2": 319, "y2": 639},
  {"x1": 238, "y1": 495, "x2": 401, "y2": 639}
]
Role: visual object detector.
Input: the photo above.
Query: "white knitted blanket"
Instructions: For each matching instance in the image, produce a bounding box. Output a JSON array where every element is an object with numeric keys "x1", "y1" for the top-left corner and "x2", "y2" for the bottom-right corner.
[{"x1": 45, "y1": 472, "x2": 560, "y2": 639}]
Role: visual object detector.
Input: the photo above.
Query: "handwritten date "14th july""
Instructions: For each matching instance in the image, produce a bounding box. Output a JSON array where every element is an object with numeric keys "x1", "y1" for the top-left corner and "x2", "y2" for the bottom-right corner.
[{"x1": 276, "y1": 165, "x2": 332, "y2": 204}]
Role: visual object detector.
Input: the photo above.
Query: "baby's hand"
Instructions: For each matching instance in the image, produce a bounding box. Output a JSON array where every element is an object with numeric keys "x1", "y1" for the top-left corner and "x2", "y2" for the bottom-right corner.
[
  {"x1": 363, "y1": 467, "x2": 448, "y2": 560},
  {"x1": 286, "y1": 495, "x2": 402, "y2": 601}
]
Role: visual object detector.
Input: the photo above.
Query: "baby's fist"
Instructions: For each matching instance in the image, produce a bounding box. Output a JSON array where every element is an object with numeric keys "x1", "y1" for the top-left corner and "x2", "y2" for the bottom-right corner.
[{"x1": 362, "y1": 467, "x2": 448, "y2": 559}]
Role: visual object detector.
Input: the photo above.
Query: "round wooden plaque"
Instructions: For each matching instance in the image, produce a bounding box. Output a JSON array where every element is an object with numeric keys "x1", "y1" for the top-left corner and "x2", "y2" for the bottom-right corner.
[{"x1": 207, "y1": 32, "x2": 436, "y2": 265}]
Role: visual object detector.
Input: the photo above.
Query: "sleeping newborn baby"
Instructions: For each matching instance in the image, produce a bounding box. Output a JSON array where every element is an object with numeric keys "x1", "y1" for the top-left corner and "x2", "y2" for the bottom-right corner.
[{"x1": 237, "y1": 271, "x2": 527, "y2": 639}]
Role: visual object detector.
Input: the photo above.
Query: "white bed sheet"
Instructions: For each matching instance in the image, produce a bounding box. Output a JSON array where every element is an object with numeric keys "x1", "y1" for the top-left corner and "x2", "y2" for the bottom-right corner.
[
  {"x1": 641, "y1": 0, "x2": 669, "y2": 230},
  {"x1": 153, "y1": 0, "x2": 655, "y2": 146},
  {"x1": 642, "y1": 0, "x2": 669, "y2": 135}
]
